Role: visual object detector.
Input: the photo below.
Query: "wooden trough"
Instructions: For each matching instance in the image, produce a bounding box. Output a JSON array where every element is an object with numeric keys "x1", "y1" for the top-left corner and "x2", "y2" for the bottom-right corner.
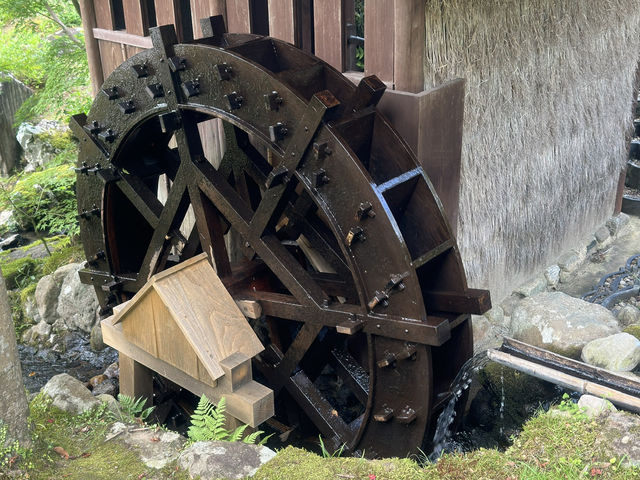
[{"x1": 101, "y1": 253, "x2": 274, "y2": 427}]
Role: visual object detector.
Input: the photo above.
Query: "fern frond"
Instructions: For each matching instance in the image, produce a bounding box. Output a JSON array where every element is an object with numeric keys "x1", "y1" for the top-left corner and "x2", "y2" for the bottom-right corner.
[{"x1": 229, "y1": 424, "x2": 249, "y2": 442}]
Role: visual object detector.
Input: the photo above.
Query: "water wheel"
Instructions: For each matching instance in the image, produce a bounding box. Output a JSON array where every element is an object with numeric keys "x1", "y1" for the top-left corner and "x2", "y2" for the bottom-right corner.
[{"x1": 72, "y1": 18, "x2": 489, "y2": 457}]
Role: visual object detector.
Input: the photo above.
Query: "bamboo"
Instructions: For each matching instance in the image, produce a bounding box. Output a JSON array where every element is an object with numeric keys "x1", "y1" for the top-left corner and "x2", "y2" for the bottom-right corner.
[{"x1": 487, "y1": 349, "x2": 640, "y2": 414}]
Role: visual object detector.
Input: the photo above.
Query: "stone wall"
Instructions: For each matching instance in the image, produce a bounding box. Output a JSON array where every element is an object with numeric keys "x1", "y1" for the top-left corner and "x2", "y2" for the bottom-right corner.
[
  {"x1": 0, "y1": 74, "x2": 32, "y2": 175},
  {"x1": 423, "y1": 0, "x2": 640, "y2": 301}
]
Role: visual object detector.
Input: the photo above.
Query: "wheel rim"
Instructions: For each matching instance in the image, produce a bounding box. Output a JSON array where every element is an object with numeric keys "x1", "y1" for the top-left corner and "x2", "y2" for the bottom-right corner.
[{"x1": 74, "y1": 23, "x2": 474, "y2": 457}]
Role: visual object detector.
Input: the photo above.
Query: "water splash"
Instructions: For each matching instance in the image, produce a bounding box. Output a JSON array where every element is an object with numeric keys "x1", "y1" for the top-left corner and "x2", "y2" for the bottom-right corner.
[
  {"x1": 429, "y1": 351, "x2": 490, "y2": 461},
  {"x1": 499, "y1": 366, "x2": 505, "y2": 436}
]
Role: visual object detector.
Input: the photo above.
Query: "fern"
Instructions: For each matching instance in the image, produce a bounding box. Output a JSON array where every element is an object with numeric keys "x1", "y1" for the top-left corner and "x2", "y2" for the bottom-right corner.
[
  {"x1": 112, "y1": 394, "x2": 155, "y2": 422},
  {"x1": 187, "y1": 395, "x2": 269, "y2": 445}
]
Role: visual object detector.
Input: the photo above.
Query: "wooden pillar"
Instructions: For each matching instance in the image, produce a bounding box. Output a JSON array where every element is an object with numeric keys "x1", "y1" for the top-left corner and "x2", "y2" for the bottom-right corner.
[
  {"x1": 155, "y1": 0, "x2": 185, "y2": 41},
  {"x1": 227, "y1": 0, "x2": 252, "y2": 33},
  {"x1": 119, "y1": 352, "x2": 154, "y2": 407},
  {"x1": 313, "y1": 0, "x2": 344, "y2": 71},
  {"x1": 364, "y1": 0, "x2": 394, "y2": 84},
  {"x1": 79, "y1": 0, "x2": 105, "y2": 95},
  {"x1": 267, "y1": 0, "x2": 295, "y2": 43},
  {"x1": 393, "y1": 0, "x2": 425, "y2": 93},
  {"x1": 191, "y1": 0, "x2": 226, "y2": 38},
  {"x1": 122, "y1": 0, "x2": 149, "y2": 36}
]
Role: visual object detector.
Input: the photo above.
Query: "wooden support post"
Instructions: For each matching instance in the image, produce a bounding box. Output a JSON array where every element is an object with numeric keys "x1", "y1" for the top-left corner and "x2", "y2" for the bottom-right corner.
[
  {"x1": 122, "y1": 0, "x2": 149, "y2": 36},
  {"x1": 119, "y1": 352, "x2": 154, "y2": 407},
  {"x1": 267, "y1": 0, "x2": 295, "y2": 44},
  {"x1": 155, "y1": 0, "x2": 185, "y2": 41},
  {"x1": 191, "y1": 0, "x2": 226, "y2": 38},
  {"x1": 392, "y1": 0, "x2": 425, "y2": 93},
  {"x1": 364, "y1": 0, "x2": 394, "y2": 84},
  {"x1": 313, "y1": 0, "x2": 344, "y2": 71},
  {"x1": 226, "y1": 0, "x2": 252, "y2": 33},
  {"x1": 79, "y1": 0, "x2": 105, "y2": 95}
]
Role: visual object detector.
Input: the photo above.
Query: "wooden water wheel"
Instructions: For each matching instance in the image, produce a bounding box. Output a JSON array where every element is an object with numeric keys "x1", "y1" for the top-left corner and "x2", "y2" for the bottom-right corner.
[{"x1": 72, "y1": 17, "x2": 490, "y2": 457}]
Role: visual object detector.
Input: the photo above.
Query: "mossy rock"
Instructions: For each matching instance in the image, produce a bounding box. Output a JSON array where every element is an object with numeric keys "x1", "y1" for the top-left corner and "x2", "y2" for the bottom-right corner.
[
  {"x1": 2, "y1": 256, "x2": 40, "y2": 289},
  {"x1": 623, "y1": 324, "x2": 640, "y2": 340}
]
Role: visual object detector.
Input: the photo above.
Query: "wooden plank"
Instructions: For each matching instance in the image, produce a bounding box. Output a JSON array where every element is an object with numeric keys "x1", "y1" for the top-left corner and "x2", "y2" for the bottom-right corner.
[
  {"x1": 393, "y1": 0, "x2": 424, "y2": 92},
  {"x1": 151, "y1": 254, "x2": 264, "y2": 380},
  {"x1": 102, "y1": 319, "x2": 274, "y2": 426},
  {"x1": 364, "y1": 0, "x2": 394, "y2": 83},
  {"x1": 267, "y1": 0, "x2": 294, "y2": 44},
  {"x1": 93, "y1": 27, "x2": 153, "y2": 48},
  {"x1": 122, "y1": 291, "x2": 159, "y2": 355},
  {"x1": 235, "y1": 299, "x2": 262, "y2": 319},
  {"x1": 313, "y1": 0, "x2": 343, "y2": 70},
  {"x1": 94, "y1": 0, "x2": 116, "y2": 29},
  {"x1": 226, "y1": 0, "x2": 252, "y2": 33},
  {"x1": 79, "y1": 0, "x2": 105, "y2": 95},
  {"x1": 123, "y1": 0, "x2": 149, "y2": 36},
  {"x1": 377, "y1": 79, "x2": 465, "y2": 234},
  {"x1": 155, "y1": 0, "x2": 184, "y2": 40},
  {"x1": 97, "y1": 39, "x2": 126, "y2": 78},
  {"x1": 190, "y1": 0, "x2": 225, "y2": 39},
  {"x1": 119, "y1": 352, "x2": 154, "y2": 408},
  {"x1": 423, "y1": 288, "x2": 491, "y2": 315},
  {"x1": 487, "y1": 349, "x2": 640, "y2": 414}
]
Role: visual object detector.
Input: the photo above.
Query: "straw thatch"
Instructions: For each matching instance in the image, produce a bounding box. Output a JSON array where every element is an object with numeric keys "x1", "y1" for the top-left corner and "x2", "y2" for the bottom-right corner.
[{"x1": 424, "y1": 0, "x2": 640, "y2": 300}]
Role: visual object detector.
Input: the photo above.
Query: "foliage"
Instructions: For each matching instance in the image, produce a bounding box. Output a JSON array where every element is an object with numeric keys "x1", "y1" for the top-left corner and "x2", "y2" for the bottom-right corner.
[
  {"x1": 0, "y1": 422, "x2": 33, "y2": 475},
  {"x1": 0, "y1": 26, "x2": 45, "y2": 87},
  {"x1": 0, "y1": 163, "x2": 79, "y2": 237},
  {"x1": 318, "y1": 435, "x2": 345, "y2": 458},
  {"x1": 111, "y1": 394, "x2": 155, "y2": 423},
  {"x1": 2, "y1": 256, "x2": 40, "y2": 290},
  {"x1": 187, "y1": 395, "x2": 268, "y2": 444}
]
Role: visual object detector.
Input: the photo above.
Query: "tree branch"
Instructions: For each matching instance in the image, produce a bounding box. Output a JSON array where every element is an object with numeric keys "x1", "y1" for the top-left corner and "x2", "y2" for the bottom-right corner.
[{"x1": 43, "y1": 1, "x2": 83, "y2": 47}]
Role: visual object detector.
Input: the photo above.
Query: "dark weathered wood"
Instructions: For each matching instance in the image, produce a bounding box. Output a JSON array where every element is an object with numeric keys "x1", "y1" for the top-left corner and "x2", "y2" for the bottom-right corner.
[
  {"x1": 79, "y1": 0, "x2": 105, "y2": 95},
  {"x1": 97, "y1": 39, "x2": 127, "y2": 77},
  {"x1": 377, "y1": 79, "x2": 465, "y2": 234},
  {"x1": 122, "y1": 0, "x2": 149, "y2": 36},
  {"x1": 267, "y1": 0, "x2": 294, "y2": 43},
  {"x1": 422, "y1": 288, "x2": 491, "y2": 315},
  {"x1": 393, "y1": 0, "x2": 424, "y2": 93},
  {"x1": 155, "y1": 0, "x2": 185, "y2": 41},
  {"x1": 226, "y1": 0, "x2": 251, "y2": 33},
  {"x1": 313, "y1": 0, "x2": 343, "y2": 70},
  {"x1": 364, "y1": 0, "x2": 394, "y2": 83}
]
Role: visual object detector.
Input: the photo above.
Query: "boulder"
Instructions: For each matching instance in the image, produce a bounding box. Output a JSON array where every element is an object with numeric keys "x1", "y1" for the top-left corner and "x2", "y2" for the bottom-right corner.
[
  {"x1": 513, "y1": 275, "x2": 546, "y2": 297},
  {"x1": 595, "y1": 411, "x2": 640, "y2": 466},
  {"x1": 178, "y1": 441, "x2": 276, "y2": 479},
  {"x1": 16, "y1": 120, "x2": 66, "y2": 172},
  {"x1": 581, "y1": 333, "x2": 640, "y2": 371},
  {"x1": 21, "y1": 320, "x2": 51, "y2": 345},
  {"x1": 617, "y1": 305, "x2": 640, "y2": 327},
  {"x1": 41, "y1": 373, "x2": 100, "y2": 414},
  {"x1": 107, "y1": 423, "x2": 185, "y2": 469},
  {"x1": 557, "y1": 250, "x2": 583, "y2": 273},
  {"x1": 35, "y1": 263, "x2": 99, "y2": 332},
  {"x1": 544, "y1": 265, "x2": 561, "y2": 287},
  {"x1": 90, "y1": 323, "x2": 106, "y2": 351},
  {"x1": 577, "y1": 394, "x2": 616, "y2": 417},
  {"x1": 594, "y1": 225, "x2": 610, "y2": 245},
  {"x1": 606, "y1": 213, "x2": 630, "y2": 236},
  {"x1": 0, "y1": 233, "x2": 24, "y2": 250},
  {"x1": 510, "y1": 292, "x2": 619, "y2": 357}
]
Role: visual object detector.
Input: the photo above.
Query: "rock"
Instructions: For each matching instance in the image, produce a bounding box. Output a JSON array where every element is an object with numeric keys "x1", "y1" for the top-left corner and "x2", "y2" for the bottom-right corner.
[
  {"x1": 594, "y1": 226, "x2": 610, "y2": 244},
  {"x1": 577, "y1": 394, "x2": 616, "y2": 417},
  {"x1": 36, "y1": 263, "x2": 99, "y2": 332},
  {"x1": 108, "y1": 422, "x2": 185, "y2": 469},
  {"x1": 92, "y1": 378, "x2": 117, "y2": 397},
  {"x1": 485, "y1": 306, "x2": 509, "y2": 331},
  {"x1": 581, "y1": 333, "x2": 640, "y2": 371},
  {"x1": 90, "y1": 323, "x2": 105, "y2": 351},
  {"x1": 472, "y1": 315, "x2": 496, "y2": 352},
  {"x1": 500, "y1": 294, "x2": 522, "y2": 317},
  {"x1": 0, "y1": 210, "x2": 15, "y2": 232},
  {"x1": 0, "y1": 233, "x2": 25, "y2": 250},
  {"x1": 624, "y1": 324, "x2": 640, "y2": 340},
  {"x1": 103, "y1": 361, "x2": 119, "y2": 379},
  {"x1": 544, "y1": 265, "x2": 561, "y2": 287},
  {"x1": 606, "y1": 213, "x2": 630, "y2": 236},
  {"x1": 557, "y1": 251, "x2": 582, "y2": 273},
  {"x1": 513, "y1": 276, "x2": 547, "y2": 297},
  {"x1": 595, "y1": 411, "x2": 640, "y2": 466},
  {"x1": 23, "y1": 296, "x2": 41, "y2": 324},
  {"x1": 178, "y1": 441, "x2": 276, "y2": 479},
  {"x1": 510, "y1": 292, "x2": 619, "y2": 357},
  {"x1": 41, "y1": 373, "x2": 100, "y2": 414},
  {"x1": 616, "y1": 305, "x2": 640, "y2": 327},
  {"x1": 21, "y1": 320, "x2": 51, "y2": 345},
  {"x1": 16, "y1": 120, "x2": 67, "y2": 172},
  {"x1": 0, "y1": 74, "x2": 32, "y2": 175},
  {"x1": 559, "y1": 270, "x2": 572, "y2": 284},
  {"x1": 96, "y1": 393, "x2": 119, "y2": 414},
  {"x1": 55, "y1": 263, "x2": 99, "y2": 332}
]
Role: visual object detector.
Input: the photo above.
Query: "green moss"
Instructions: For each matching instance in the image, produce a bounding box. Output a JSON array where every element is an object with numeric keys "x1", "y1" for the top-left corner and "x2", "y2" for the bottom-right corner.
[
  {"x1": 41, "y1": 242, "x2": 84, "y2": 275},
  {"x1": 2, "y1": 256, "x2": 40, "y2": 290},
  {"x1": 624, "y1": 324, "x2": 640, "y2": 340}
]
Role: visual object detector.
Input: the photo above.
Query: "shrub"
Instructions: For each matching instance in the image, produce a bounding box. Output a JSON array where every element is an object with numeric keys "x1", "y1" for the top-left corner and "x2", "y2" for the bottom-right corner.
[{"x1": 2, "y1": 256, "x2": 40, "y2": 290}]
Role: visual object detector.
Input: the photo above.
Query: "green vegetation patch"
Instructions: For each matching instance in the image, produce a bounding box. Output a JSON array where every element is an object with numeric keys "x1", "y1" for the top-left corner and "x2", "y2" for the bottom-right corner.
[{"x1": 624, "y1": 324, "x2": 640, "y2": 340}]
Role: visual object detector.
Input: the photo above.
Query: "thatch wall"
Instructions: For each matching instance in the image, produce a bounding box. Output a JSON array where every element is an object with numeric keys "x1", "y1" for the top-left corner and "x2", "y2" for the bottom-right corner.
[{"x1": 424, "y1": 0, "x2": 640, "y2": 300}]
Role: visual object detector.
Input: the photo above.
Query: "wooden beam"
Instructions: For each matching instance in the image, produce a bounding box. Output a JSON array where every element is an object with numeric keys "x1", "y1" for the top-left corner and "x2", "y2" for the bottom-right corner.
[
  {"x1": 313, "y1": 0, "x2": 343, "y2": 70},
  {"x1": 122, "y1": 0, "x2": 149, "y2": 36},
  {"x1": 118, "y1": 352, "x2": 154, "y2": 408},
  {"x1": 94, "y1": 0, "x2": 115, "y2": 29},
  {"x1": 93, "y1": 27, "x2": 153, "y2": 48},
  {"x1": 155, "y1": 0, "x2": 185, "y2": 41},
  {"x1": 226, "y1": 0, "x2": 251, "y2": 33},
  {"x1": 79, "y1": 0, "x2": 105, "y2": 95},
  {"x1": 364, "y1": 0, "x2": 394, "y2": 83},
  {"x1": 393, "y1": 0, "x2": 425, "y2": 92},
  {"x1": 267, "y1": 0, "x2": 294, "y2": 44},
  {"x1": 423, "y1": 288, "x2": 491, "y2": 315}
]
